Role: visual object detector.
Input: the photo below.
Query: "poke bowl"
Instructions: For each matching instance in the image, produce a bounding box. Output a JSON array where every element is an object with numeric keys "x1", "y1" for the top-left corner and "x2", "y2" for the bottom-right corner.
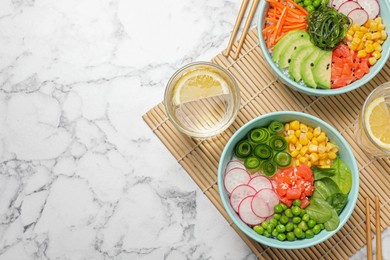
[
  {"x1": 257, "y1": 0, "x2": 390, "y2": 96},
  {"x1": 217, "y1": 111, "x2": 359, "y2": 249}
]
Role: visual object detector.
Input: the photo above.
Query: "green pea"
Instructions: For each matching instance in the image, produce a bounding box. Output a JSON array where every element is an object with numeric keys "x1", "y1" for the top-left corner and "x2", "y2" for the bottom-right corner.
[
  {"x1": 272, "y1": 229, "x2": 279, "y2": 237},
  {"x1": 276, "y1": 224, "x2": 286, "y2": 233},
  {"x1": 254, "y1": 225, "x2": 264, "y2": 235},
  {"x1": 269, "y1": 218, "x2": 278, "y2": 227},
  {"x1": 263, "y1": 230, "x2": 271, "y2": 238},
  {"x1": 305, "y1": 229, "x2": 315, "y2": 239},
  {"x1": 308, "y1": 219, "x2": 316, "y2": 228},
  {"x1": 280, "y1": 216, "x2": 289, "y2": 225},
  {"x1": 277, "y1": 233, "x2": 287, "y2": 241},
  {"x1": 294, "y1": 227, "x2": 303, "y2": 238},
  {"x1": 319, "y1": 223, "x2": 325, "y2": 229},
  {"x1": 313, "y1": 0, "x2": 321, "y2": 7},
  {"x1": 313, "y1": 225, "x2": 321, "y2": 235},
  {"x1": 274, "y1": 204, "x2": 283, "y2": 213},
  {"x1": 302, "y1": 214, "x2": 310, "y2": 222},
  {"x1": 292, "y1": 217, "x2": 301, "y2": 224},
  {"x1": 286, "y1": 223, "x2": 294, "y2": 232},
  {"x1": 298, "y1": 2, "x2": 304, "y2": 6},
  {"x1": 287, "y1": 232, "x2": 295, "y2": 241},
  {"x1": 281, "y1": 203, "x2": 288, "y2": 211},
  {"x1": 291, "y1": 206, "x2": 301, "y2": 216},
  {"x1": 274, "y1": 213, "x2": 281, "y2": 220},
  {"x1": 303, "y1": 0, "x2": 311, "y2": 6},
  {"x1": 294, "y1": 0, "x2": 303, "y2": 3},
  {"x1": 300, "y1": 209, "x2": 306, "y2": 217},
  {"x1": 321, "y1": 0, "x2": 329, "y2": 5},
  {"x1": 285, "y1": 209, "x2": 293, "y2": 218},
  {"x1": 267, "y1": 224, "x2": 275, "y2": 233},
  {"x1": 306, "y1": 5, "x2": 315, "y2": 12},
  {"x1": 293, "y1": 200, "x2": 301, "y2": 207},
  {"x1": 261, "y1": 221, "x2": 269, "y2": 229},
  {"x1": 298, "y1": 221, "x2": 308, "y2": 232}
]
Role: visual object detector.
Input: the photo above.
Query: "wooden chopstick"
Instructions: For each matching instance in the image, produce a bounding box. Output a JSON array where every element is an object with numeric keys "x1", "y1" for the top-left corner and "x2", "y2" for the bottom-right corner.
[
  {"x1": 366, "y1": 197, "x2": 373, "y2": 260},
  {"x1": 375, "y1": 196, "x2": 382, "y2": 260},
  {"x1": 223, "y1": 0, "x2": 250, "y2": 57},
  {"x1": 233, "y1": 0, "x2": 260, "y2": 60}
]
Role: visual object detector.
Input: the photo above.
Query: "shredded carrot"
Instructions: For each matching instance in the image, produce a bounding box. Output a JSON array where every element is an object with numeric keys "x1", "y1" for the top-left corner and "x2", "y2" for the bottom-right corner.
[{"x1": 286, "y1": 0, "x2": 308, "y2": 15}]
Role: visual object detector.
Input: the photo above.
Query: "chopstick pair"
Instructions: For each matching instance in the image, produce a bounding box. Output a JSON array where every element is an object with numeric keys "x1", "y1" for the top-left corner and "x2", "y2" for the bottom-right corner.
[
  {"x1": 365, "y1": 196, "x2": 382, "y2": 260},
  {"x1": 224, "y1": 0, "x2": 260, "y2": 60}
]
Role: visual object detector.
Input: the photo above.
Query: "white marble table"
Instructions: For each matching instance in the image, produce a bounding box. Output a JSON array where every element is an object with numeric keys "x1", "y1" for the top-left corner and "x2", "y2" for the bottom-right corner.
[{"x1": 0, "y1": 0, "x2": 388, "y2": 259}]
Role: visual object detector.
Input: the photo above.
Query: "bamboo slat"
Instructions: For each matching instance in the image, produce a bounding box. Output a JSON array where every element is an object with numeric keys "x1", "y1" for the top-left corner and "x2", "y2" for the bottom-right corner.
[{"x1": 142, "y1": 27, "x2": 390, "y2": 259}]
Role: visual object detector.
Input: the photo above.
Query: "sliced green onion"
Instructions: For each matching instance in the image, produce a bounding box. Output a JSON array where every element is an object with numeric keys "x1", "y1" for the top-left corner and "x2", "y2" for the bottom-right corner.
[
  {"x1": 254, "y1": 144, "x2": 273, "y2": 159},
  {"x1": 269, "y1": 135, "x2": 288, "y2": 152},
  {"x1": 244, "y1": 156, "x2": 262, "y2": 172},
  {"x1": 262, "y1": 160, "x2": 277, "y2": 177},
  {"x1": 268, "y1": 121, "x2": 284, "y2": 135},
  {"x1": 274, "y1": 151, "x2": 292, "y2": 167},
  {"x1": 248, "y1": 128, "x2": 270, "y2": 144},
  {"x1": 235, "y1": 140, "x2": 252, "y2": 158}
]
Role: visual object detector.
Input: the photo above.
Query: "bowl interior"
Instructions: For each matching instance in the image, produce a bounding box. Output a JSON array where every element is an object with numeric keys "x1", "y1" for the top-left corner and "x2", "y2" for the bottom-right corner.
[
  {"x1": 257, "y1": 0, "x2": 390, "y2": 96},
  {"x1": 218, "y1": 112, "x2": 359, "y2": 249}
]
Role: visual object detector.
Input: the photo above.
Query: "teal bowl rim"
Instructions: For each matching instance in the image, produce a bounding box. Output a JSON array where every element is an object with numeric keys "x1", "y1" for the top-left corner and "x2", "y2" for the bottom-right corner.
[
  {"x1": 217, "y1": 111, "x2": 359, "y2": 249},
  {"x1": 257, "y1": 0, "x2": 390, "y2": 96}
]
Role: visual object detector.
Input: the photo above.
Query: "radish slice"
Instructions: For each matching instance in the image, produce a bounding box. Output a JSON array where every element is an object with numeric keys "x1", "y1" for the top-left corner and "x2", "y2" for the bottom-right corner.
[
  {"x1": 238, "y1": 196, "x2": 265, "y2": 226},
  {"x1": 338, "y1": 1, "x2": 361, "y2": 16},
  {"x1": 251, "y1": 189, "x2": 280, "y2": 218},
  {"x1": 348, "y1": 8, "x2": 369, "y2": 26},
  {"x1": 248, "y1": 176, "x2": 273, "y2": 192},
  {"x1": 357, "y1": 0, "x2": 379, "y2": 19},
  {"x1": 224, "y1": 168, "x2": 251, "y2": 194},
  {"x1": 226, "y1": 160, "x2": 246, "y2": 173},
  {"x1": 331, "y1": 0, "x2": 349, "y2": 9},
  {"x1": 230, "y1": 185, "x2": 257, "y2": 212}
]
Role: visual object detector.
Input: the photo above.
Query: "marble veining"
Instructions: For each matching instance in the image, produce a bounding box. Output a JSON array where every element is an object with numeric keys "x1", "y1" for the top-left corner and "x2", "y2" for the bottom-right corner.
[{"x1": 0, "y1": 0, "x2": 388, "y2": 259}]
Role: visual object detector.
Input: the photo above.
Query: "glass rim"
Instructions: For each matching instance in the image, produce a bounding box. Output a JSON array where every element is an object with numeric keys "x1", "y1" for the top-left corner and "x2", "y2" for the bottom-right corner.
[
  {"x1": 361, "y1": 82, "x2": 390, "y2": 155},
  {"x1": 163, "y1": 61, "x2": 241, "y2": 139}
]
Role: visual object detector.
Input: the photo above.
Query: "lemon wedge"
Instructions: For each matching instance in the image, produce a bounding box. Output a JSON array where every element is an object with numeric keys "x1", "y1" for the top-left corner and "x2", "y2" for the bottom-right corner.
[
  {"x1": 364, "y1": 96, "x2": 390, "y2": 150},
  {"x1": 173, "y1": 69, "x2": 230, "y2": 105}
]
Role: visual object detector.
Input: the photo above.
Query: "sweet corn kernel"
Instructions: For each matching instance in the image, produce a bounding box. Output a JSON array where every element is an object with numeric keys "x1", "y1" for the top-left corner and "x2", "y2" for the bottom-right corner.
[
  {"x1": 319, "y1": 159, "x2": 330, "y2": 166},
  {"x1": 349, "y1": 41, "x2": 358, "y2": 50},
  {"x1": 328, "y1": 152, "x2": 337, "y2": 160},
  {"x1": 378, "y1": 24, "x2": 386, "y2": 31},
  {"x1": 307, "y1": 162, "x2": 312, "y2": 168},
  {"x1": 287, "y1": 130, "x2": 295, "y2": 136},
  {"x1": 372, "y1": 32, "x2": 381, "y2": 40},
  {"x1": 299, "y1": 133, "x2": 309, "y2": 145},
  {"x1": 352, "y1": 37, "x2": 361, "y2": 44},
  {"x1": 295, "y1": 130, "x2": 301, "y2": 138},
  {"x1": 295, "y1": 160, "x2": 300, "y2": 166},
  {"x1": 309, "y1": 153, "x2": 319, "y2": 163},
  {"x1": 311, "y1": 137, "x2": 318, "y2": 145},
  {"x1": 284, "y1": 124, "x2": 290, "y2": 131},
  {"x1": 289, "y1": 143, "x2": 296, "y2": 152},
  {"x1": 361, "y1": 35, "x2": 367, "y2": 42},
  {"x1": 321, "y1": 164, "x2": 331, "y2": 168},
  {"x1": 357, "y1": 41, "x2": 365, "y2": 51},
  {"x1": 306, "y1": 131, "x2": 313, "y2": 140},
  {"x1": 368, "y1": 57, "x2": 377, "y2": 66},
  {"x1": 297, "y1": 154, "x2": 302, "y2": 159},
  {"x1": 318, "y1": 153, "x2": 328, "y2": 160},
  {"x1": 370, "y1": 22, "x2": 378, "y2": 32},
  {"x1": 374, "y1": 17, "x2": 382, "y2": 25},
  {"x1": 376, "y1": 39, "x2": 384, "y2": 44},
  {"x1": 290, "y1": 134, "x2": 298, "y2": 144},
  {"x1": 357, "y1": 49, "x2": 367, "y2": 58},
  {"x1": 309, "y1": 144, "x2": 318, "y2": 153},
  {"x1": 372, "y1": 50, "x2": 381, "y2": 60},
  {"x1": 290, "y1": 120, "x2": 300, "y2": 130},
  {"x1": 299, "y1": 156, "x2": 307, "y2": 163},
  {"x1": 365, "y1": 32, "x2": 372, "y2": 40},
  {"x1": 365, "y1": 43, "x2": 374, "y2": 53},
  {"x1": 365, "y1": 40, "x2": 373, "y2": 45},
  {"x1": 317, "y1": 133, "x2": 326, "y2": 143},
  {"x1": 295, "y1": 142, "x2": 302, "y2": 151},
  {"x1": 344, "y1": 34, "x2": 353, "y2": 42},
  {"x1": 352, "y1": 24, "x2": 360, "y2": 31},
  {"x1": 373, "y1": 42, "x2": 382, "y2": 52},
  {"x1": 300, "y1": 146, "x2": 308, "y2": 156},
  {"x1": 381, "y1": 30, "x2": 387, "y2": 40},
  {"x1": 318, "y1": 142, "x2": 326, "y2": 154},
  {"x1": 364, "y1": 20, "x2": 372, "y2": 28},
  {"x1": 354, "y1": 31, "x2": 364, "y2": 39},
  {"x1": 291, "y1": 150, "x2": 300, "y2": 158},
  {"x1": 300, "y1": 123, "x2": 308, "y2": 133},
  {"x1": 360, "y1": 26, "x2": 368, "y2": 33},
  {"x1": 307, "y1": 126, "x2": 313, "y2": 132},
  {"x1": 313, "y1": 127, "x2": 321, "y2": 137},
  {"x1": 331, "y1": 146, "x2": 339, "y2": 153},
  {"x1": 347, "y1": 29, "x2": 354, "y2": 35},
  {"x1": 326, "y1": 142, "x2": 335, "y2": 152}
]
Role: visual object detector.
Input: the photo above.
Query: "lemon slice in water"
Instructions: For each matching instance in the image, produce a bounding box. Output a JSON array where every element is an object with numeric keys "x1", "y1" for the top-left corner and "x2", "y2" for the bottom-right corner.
[
  {"x1": 364, "y1": 96, "x2": 390, "y2": 150},
  {"x1": 173, "y1": 69, "x2": 230, "y2": 105}
]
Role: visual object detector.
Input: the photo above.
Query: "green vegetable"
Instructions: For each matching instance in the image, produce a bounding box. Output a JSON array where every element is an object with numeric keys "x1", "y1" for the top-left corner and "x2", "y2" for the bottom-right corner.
[
  {"x1": 254, "y1": 225, "x2": 264, "y2": 235},
  {"x1": 293, "y1": 200, "x2": 301, "y2": 207},
  {"x1": 313, "y1": 0, "x2": 321, "y2": 7},
  {"x1": 294, "y1": 227, "x2": 303, "y2": 238},
  {"x1": 307, "y1": 6, "x2": 350, "y2": 50},
  {"x1": 291, "y1": 206, "x2": 301, "y2": 216},
  {"x1": 324, "y1": 208, "x2": 340, "y2": 231},
  {"x1": 267, "y1": 224, "x2": 275, "y2": 233},
  {"x1": 248, "y1": 128, "x2": 270, "y2": 144},
  {"x1": 305, "y1": 229, "x2": 315, "y2": 239},
  {"x1": 293, "y1": 217, "x2": 301, "y2": 224},
  {"x1": 286, "y1": 223, "x2": 294, "y2": 232},
  {"x1": 254, "y1": 144, "x2": 273, "y2": 159},
  {"x1": 302, "y1": 214, "x2": 310, "y2": 222},
  {"x1": 280, "y1": 216, "x2": 289, "y2": 225},
  {"x1": 281, "y1": 203, "x2": 288, "y2": 211},
  {"x1": 269, "y1": 218, "x2": 278, "y2": 227},
  {"x1": 268, "y1": 121, "x2": 284, "y2": 135},
  {"x1": 261, "y1": 160, "x2": 277, "y2": 177},
  {"x1": 308, "y1": 219, "x2": 316, "y2": 228},
  {"x1": 285, "y1": 209, "x2": 293, "y2": 218},
  {"x1": 272, "y1": 229, "x2": 279, "y2": 237},
  {"x1": 263, "y1": 230, "x2": 271, "y2": 237},
  {"x1": 277, "y1": 233, "x2": 287, "y2": 241},
  {"x1": 311, "y1": 177, "x2": 341, "y2": 201},
  {"x1": 244, "y1": 156, "x2": 262, "y2": 172},
  {"x1": 298, "y1": 221, "x2": 308, "y2": 232},
  {"x1": 312, "y1": 166, "x2": 335, "y2": 180},
  {"x1": 330, "y1": 157, "x2": 352, "y2": 194},
  {"x1": 287, "y1": 232, "x2": 295, "y2": 241},
  {"x1": 274, "y1": 151, "x2": 292, "y2": 167},
  {"x1": 274, "y1": 204, "x2": 283, "y2": 213},
  {"x1": 306, "y1": 5, "x2": 315, "y2": 12},
  {"x1": 303, "y1": 0, "x2": 311, "y2": 6},
  {"x1": 313, "y1": 224, "x2": 321, "y2": 234},
  {"x1": 276, "y1": 224, "x2": 286, "y2": 233},
  {"x1": 274, "y1": 213, "x2": 281, "y2": 220},
  {"x1": 261, "y1": 221, "x2": 269, "y2": 229},
  {"x1": 269, "y1": 135, "x2": 288, "y2": 152},
  {"x1": 305, "y1": 199, "x2": 333, "y2": 223},
  {"x1": 234, "y1": 140, "x2": 252, "y2": 158},
  {"x1": 326, "y1": 193, "x2": 348, "y2": 214}
]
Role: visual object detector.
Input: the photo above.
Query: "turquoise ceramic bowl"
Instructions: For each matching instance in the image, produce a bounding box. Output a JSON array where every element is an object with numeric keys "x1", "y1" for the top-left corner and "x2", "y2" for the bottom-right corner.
[
  {"x1": 218, "y1": 111, "x2": 359, "y2": 249},
  {"x1": 257, "y1": 0, "x2": 390, "y2": 96}
]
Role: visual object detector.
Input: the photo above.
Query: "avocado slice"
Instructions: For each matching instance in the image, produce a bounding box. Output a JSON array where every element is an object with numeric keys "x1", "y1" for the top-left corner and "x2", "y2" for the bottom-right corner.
[
  {"x1": 300, "y1": 47, "x2": 325, "y2": 88},
  {"x1": 278, "y1": 36, "x2": 311, "y2": 69},
  {"x1": 289, "y1": 44, "x2": 316, "y2": 82},
  {"x1": 272, "y1": 30, "x2": 309, "y2": 63},
  {"x1": 313, "y1": 51, "x2": 332, "y2": 89}
]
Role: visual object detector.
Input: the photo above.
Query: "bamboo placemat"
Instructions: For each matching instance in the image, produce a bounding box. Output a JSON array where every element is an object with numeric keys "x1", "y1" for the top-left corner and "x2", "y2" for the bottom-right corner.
[{"x1": 142, "y1": 28, "x2": 390, "y2": 260}]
